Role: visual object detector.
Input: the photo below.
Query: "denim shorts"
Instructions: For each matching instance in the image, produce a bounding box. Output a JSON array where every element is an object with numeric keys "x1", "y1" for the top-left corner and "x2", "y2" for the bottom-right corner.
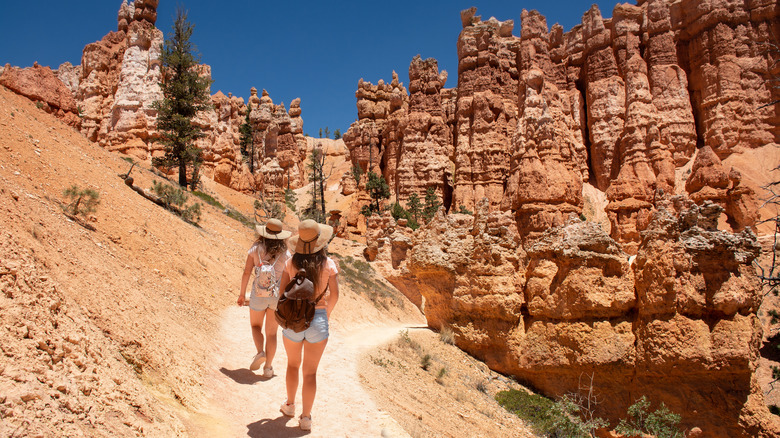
[
  {"x1": 249, "y1": 295, "x2": 278, "y2": 312},
  {"x1": 282, "y1": 308, "x2": 329, "y2": 343}
]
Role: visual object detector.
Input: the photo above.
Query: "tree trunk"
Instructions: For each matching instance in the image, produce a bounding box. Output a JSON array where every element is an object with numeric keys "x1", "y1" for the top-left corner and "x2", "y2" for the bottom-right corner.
[{"x1": 178, "y1": 156, "x2": 188, "y2": 188}]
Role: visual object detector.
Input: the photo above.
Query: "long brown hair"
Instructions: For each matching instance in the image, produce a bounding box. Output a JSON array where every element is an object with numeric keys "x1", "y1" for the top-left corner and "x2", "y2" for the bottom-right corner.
[
  {"x1": 255, "y1": 236, "x2": 287, "y2": 260},
  {"x1": 292, "y1": 248, "x2": 327, "y2": 290}
]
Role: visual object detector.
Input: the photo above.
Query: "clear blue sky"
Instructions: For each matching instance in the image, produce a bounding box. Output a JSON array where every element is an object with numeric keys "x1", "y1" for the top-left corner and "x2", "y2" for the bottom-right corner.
[{"x1": 0, "y1": 1, "x2": 619, "y2": 137}]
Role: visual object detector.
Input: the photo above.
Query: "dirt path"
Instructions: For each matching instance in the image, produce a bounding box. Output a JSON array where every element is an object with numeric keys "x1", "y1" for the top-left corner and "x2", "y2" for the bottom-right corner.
[{"x1": 185, "y1": 305, "x2": 415, "y2": 437}]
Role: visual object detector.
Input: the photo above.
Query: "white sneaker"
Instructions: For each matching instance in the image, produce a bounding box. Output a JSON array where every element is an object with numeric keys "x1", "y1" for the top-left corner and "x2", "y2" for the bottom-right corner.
[
  {"x1": 299, "y1": 415, "x2": 312, "y2": 431},
  {"x1": 263, "y1": 367, "x2": 274, "y2": 378},
  {"x1": 280, "y1": 402, "x2": 295, "y2": 417},
  {"x1": 249, "y1": 352, "x2": 266, "y2": 371}
]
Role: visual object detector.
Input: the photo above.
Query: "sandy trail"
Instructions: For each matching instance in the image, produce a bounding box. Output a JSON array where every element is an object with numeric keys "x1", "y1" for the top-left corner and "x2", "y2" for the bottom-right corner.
[{"x1": 188, "y1": 305, "x2": 415, "y2": 437}]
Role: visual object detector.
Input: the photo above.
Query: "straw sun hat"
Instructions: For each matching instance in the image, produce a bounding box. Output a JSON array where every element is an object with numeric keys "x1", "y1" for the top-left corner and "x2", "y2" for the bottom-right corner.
[
  {"x1": 288, "y1": 219, "x2": 334, "y2": 254},
  {"x1": 255, "y1": 218, "x2": 292, "y2": 240}
]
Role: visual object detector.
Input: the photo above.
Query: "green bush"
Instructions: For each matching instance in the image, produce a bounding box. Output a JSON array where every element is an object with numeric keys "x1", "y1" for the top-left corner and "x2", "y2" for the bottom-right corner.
[
  {"x1": 150, "y1": 180, "x2": 202, "y2": 225},
  {"x1": 421, "y1": 354, "x2": 432, "y2": 371},
  {"x1": 496, "y1": 389, "x2": 584, "y2": 438},
  {"x1": 457, "y1": 205, "x2": 473, "y2": 215},
  {"x1": 63, "y1": 185, "x2": 100, "y2": 217},
  {"x1": 615, "y1": 396, "x2": 683, "y2": 438},
  {"x1": 151, "y1": 180, "x2": 188, "y2": 209}
]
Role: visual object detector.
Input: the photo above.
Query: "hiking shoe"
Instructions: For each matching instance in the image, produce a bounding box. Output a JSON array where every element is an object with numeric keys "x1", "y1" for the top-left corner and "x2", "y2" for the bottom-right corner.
[
  {"x1": 263, "y1": 367, "x2": 274, "y2": 378},
  {"x1": 249, "y1": 352, "x2": 266, "y2": 371},
  {"x1": 299, "y1": 415, "x2": 312, "y2": 431},
  {"x1": 280, "y1": 402, "x2": 295, "y2": 417}
]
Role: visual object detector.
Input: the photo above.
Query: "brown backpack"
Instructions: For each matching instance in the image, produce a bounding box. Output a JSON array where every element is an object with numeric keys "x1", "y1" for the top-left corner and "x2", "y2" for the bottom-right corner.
[{"x1": 275, "y1": 269, "x2": 327, "y2": 332}]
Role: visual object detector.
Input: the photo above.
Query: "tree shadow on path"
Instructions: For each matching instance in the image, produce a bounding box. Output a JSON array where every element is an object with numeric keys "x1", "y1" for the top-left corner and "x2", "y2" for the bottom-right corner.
[
  {"x1": 219, "y1": 367, "x2": 267, "y2": 385},
  {"x1": 247, "y1": 416, "x2": 309, "y2": 437}
]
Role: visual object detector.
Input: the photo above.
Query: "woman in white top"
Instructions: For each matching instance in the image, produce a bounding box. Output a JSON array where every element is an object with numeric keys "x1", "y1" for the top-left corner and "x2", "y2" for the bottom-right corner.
[
  {"x1": 238, "y1": 219, "x2": 291, "y2": 378},
  {"x1": 277, "y1": 220, "x2": 339, "y2": 431}
]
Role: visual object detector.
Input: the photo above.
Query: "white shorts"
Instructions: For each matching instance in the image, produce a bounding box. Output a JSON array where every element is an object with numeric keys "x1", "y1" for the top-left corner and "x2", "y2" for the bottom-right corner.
[{"x1": 249, "y1": 295, "x2": 278, "y2": 311}]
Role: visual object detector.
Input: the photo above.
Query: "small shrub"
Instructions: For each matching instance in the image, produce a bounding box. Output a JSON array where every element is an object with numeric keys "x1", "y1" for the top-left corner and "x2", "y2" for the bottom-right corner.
[
  {"x1": 151, "y1": 180, "x2": 188, "y2": 209},
  {"x1": 457, "y1": 205, "x2": 473, "y2": 215},
  {"x1": 435, "y1": 367, "x2": 447, "y2": 384},
  {"x1": 35, "y1": 101, "x2": 44, "y2": 109},
  {"x1": 439, "y1": 326, "x2": 455, "y2": 345},
  {"x1": 150, "y1": 180, "x2": 202, "y2": 225},
  {"x1": 615, "y1": 396, "x2": 684, "y2": 438},
  {"x1": 421, "y1": 353, "x2": 432, "y2": 371},
  {"x1": 496, "y1": 389, "x2": 584, "y2": 438},
  {"x1": 181, "y1": 202, "x2": 202, "y2": 223},
  {"x1": 63, "y1": 185, "x2": 100, "y2": 217},
  {"x1": 352, "y1": 164, "x2": 362, "y2": 185},
  {"x1": 476, "y1": 380, "x2": 488, "y2": 394},
  {"x1": 284, "y1": 187, "x2": 297, "y2": 212}
]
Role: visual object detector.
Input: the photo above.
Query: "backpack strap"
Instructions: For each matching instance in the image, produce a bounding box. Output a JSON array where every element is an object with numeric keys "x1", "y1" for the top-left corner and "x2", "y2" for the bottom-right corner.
[{"x1": 313, "y1": 284, "x2": 329, "y2": 305}]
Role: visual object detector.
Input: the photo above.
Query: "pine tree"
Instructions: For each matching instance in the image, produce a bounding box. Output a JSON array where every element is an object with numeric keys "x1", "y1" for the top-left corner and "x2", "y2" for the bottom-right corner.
[
  {"x1": 406, "y1": 192, "x2": 422, "y2": 224},
  {"x1": 239, "y1": 103, "x2": 255, "y2": 173},
  {"x1": 152, "y1": 7, "x2": 212, "y2": 188},
  {"x1": 362, "y1": 171, "x2": 390, "y2": 216},
  {"x1": 422, "y1": 187, "x2": 441, "y2": 223},
  {"x1": 303, "y1": 148, "x2": 327, "y2": 222},
  {"x1": 334, "y1": 129, "x2": 341, "y2": 140}
]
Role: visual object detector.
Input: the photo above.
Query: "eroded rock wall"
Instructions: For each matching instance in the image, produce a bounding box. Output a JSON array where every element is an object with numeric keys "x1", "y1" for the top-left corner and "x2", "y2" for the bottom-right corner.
[
  {"x1": 387, "y1": 198, "x2": 778, "y2": 437},
  {"x1": 346, "y1": 0, "x2": 776, "y2": 247}
]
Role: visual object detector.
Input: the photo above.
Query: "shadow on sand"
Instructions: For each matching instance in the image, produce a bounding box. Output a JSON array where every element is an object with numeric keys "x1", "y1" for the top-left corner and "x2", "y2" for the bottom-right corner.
[
  {"x1": 761, "y1": 333, "x2": 780, "y2": 362},
  {"x1": 219, "y1": 367, "x2": 268, "y2": 385},
  {"x1": 247, "y1": 416, "x2": 309, "y2": 437}
]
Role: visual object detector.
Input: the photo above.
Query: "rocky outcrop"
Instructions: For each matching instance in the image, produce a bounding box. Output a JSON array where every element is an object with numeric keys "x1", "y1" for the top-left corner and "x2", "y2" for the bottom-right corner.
[
  {"x1": 72, "y1": 0, "x2": 162, "y2": 157},
  {"x1": 0, "y1": 63, "x2": 80, "y2": 127},
  {"x1": 684, "y1": 145, "x2": 760, "y2": 232},
  {"x1": 388, "y1": 198, "x2": 778, "y2": 436}
]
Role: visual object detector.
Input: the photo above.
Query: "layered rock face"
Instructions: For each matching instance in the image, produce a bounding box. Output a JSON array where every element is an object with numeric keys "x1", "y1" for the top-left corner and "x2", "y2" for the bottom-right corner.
[
  {"x1": 346, "y1": 1, "x2": 776, "y2": 248},
  {"x1": 388, "y1": 199, "x2": 778, "y2": 436}
]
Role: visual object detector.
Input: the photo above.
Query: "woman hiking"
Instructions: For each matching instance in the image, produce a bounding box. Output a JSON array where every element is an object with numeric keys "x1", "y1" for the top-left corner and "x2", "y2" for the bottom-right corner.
[
  {"x1": 278, "y1": 219, "x2": 339, "y2": 431},
  {"x1": 237, "y1": 218, "x2": 292, "y2": 378}
]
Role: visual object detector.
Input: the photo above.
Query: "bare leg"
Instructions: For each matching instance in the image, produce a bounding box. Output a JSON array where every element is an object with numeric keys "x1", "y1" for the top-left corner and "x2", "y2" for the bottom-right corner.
[
  {"x1": 300, "y1": 338, "x2": 328, "y2": 418},
  {"x1": 263, "y1": 308, "x2": 279, "y2": 368},
  {"x1": 283, "y1": 336, "x2": 303, "y2": 404},
  {"x1": 249, "y1": 309, "x2": 265, "y2": 354}
]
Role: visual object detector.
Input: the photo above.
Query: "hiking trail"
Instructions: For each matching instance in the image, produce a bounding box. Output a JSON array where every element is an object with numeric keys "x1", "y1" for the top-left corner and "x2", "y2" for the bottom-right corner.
[{"x1": 186, "y1": 305, "x2": 415, "y2": 437}]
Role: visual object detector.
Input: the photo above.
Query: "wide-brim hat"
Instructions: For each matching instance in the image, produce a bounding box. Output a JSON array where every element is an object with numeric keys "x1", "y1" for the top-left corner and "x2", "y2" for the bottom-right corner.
[
  {"x1": 256, "y1": 219, "x2": 292, "y2": 240},
  {"x1": 289, "y1": 219, "x2": 333, "y2": 254}
]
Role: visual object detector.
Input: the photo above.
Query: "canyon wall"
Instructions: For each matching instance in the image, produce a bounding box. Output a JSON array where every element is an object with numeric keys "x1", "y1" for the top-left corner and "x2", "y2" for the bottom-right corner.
[
  {"x1": 355, "y1": 1, "x2": 780, "y2": 436},
  {"x1": 0, "y1": 0, "x2": 307, "y2": 194},
  {"x1": 345, "y1": 0, "x2": 777, "y2": 249}
]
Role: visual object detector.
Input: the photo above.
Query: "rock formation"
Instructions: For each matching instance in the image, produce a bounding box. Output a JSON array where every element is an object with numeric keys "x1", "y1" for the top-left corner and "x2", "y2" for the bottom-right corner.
[
  {"x1": 0, "y1": 63, "x2": 80, "y2": 127},
  {"x1": 347, "y1": 0, "x2": 775, "y2": 247},
  {"x1": 351, "y1": 2, "x2": 779, "y2": 435},
  {"x1": 0, "y1": 0, "x2": 309, "y2": 195},
  {"x1": 387, "y1": 197, "x2": 778, "y2": 436}
]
